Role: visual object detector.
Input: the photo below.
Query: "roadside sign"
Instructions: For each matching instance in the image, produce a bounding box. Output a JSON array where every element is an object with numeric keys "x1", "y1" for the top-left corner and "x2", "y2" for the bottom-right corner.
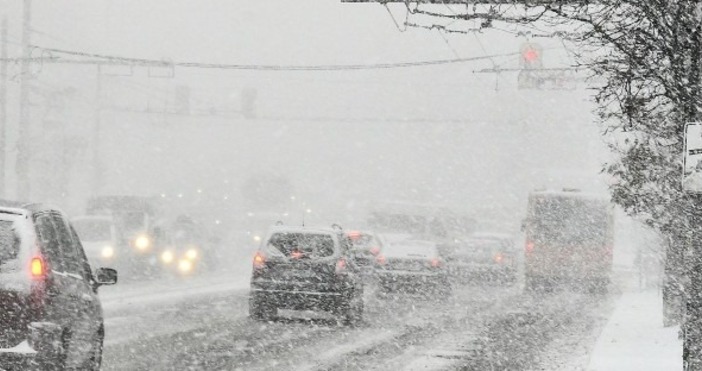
[
  {"x1": 518, "y1": 69, "x2": 577, "y2": 90},
  {"x1": 683, "y1": 122, "x2": 702, "y2": 193}
]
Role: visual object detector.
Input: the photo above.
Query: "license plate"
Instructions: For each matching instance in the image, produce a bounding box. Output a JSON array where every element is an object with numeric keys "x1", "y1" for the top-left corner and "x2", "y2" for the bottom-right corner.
[{"x1": 282, "y1": 270, "x2": 316, "y2": 279}]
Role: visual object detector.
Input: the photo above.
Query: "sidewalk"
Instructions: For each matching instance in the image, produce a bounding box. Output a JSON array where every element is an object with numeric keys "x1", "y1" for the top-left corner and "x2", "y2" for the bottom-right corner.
[{"x1": 587, "y1": 289, "x2": 682, "y2": 371}]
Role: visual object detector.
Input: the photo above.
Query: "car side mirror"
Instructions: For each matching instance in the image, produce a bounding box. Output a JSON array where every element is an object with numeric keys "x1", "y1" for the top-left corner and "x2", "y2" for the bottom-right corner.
[{"x1": 95, "y1": 267, "x2": 118, "y2": 286}]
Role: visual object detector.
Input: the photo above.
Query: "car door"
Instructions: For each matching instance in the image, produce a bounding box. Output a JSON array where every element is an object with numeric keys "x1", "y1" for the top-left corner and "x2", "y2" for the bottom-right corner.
[
  {"x1": 52, "y1": 213, "x2": 102, "y2": 367},
  {"x1": 33, "y1": 212, "x2": 78, "y2": 334}
]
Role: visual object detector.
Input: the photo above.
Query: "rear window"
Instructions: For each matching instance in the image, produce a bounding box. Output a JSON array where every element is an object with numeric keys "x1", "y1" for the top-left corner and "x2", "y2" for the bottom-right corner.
[
  {"x1": 348, "y1": 234, "x2": 376, "y2": 249},
  {"x1": 266, "y1": 232, "x2": 335, "y2": 258},
  {"x1": 0, "y1": 220, "x2": 18, "y2": 262},
  {"x1": 459, "y1": 239, "x2": 501, "y2": 254},
  {"x1": 73, "y1": 219, "x2": 112, "y2": 242},
  {"x1": 383, "y1": 241, "x2": 437, "y2": 258},
  {"x1": 530, "y1": 195, "x2": 609, "y2": 246}
]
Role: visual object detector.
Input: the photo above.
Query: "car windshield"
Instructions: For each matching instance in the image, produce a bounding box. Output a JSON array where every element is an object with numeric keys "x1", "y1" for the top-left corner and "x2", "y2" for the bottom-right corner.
[
  {"x1": 73, "y1": 219, "x2": 112, "y2": 242},
  {"x1": 266, "y1": 232, "x2": 335, "y2": 258}
]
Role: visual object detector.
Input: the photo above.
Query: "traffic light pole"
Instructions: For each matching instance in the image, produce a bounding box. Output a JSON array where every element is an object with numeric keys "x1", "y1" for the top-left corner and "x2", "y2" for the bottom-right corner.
[{"x1": 17, "y1": 0, "x2": 32, "y2": 200}]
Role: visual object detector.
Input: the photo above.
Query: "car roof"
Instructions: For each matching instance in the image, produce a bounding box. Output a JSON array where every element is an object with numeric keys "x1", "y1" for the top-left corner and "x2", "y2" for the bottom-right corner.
[
  {"x1": 266, "y1": 225, "x2": 340, "y2": 236},
  {"x1": 0, "y1": 202, "x2": 64, "y2": 217}
]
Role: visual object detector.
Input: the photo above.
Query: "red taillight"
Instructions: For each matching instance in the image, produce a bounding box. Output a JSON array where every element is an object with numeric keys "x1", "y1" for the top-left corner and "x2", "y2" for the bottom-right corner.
[
  {"x1": 30, "y1": 256, "x2": 45, "y2": 278},
  {"x1": 376, "y1": 255, "x2": 386, "y2": 265},
  {"x1": 431, "y1": 258, "x2": 441, "y2": 268},
  {"x1": 335, "y1": 258, "x2": 347, "y2": 274},
  {"x1": 346, "y1": 231, "x2": 362, "y2": 240},
  {"x1": 494, "y1": 253, "x2": 504, "y2": 264},
  {"x1": 253, "y1": 252, "x2": 266, "y2": 269},
  {"x1": 605, "y1": 245, "x2": 613, "y2": 257},
  {"x1": 369, "y1": 247, "x2": 380, "y2": 256},
  {"x1": 525, "y1": 241, "x2": 535, "y2": 254}
]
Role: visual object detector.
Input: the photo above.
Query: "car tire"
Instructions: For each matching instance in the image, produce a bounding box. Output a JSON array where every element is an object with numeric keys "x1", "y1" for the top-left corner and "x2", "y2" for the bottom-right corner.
[{"x1": 249, "y1": 293, "x2": 275, "y2": 321}]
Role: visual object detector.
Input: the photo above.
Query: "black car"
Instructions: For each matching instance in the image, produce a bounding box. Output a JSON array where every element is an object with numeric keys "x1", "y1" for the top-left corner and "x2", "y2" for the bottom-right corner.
[
  {"x1": 0, "y1": 204, "x2": 117, "y2": 370},
  {"x1": 442, "y1": 233, "x2": 518, "y2": 284},
  {"x1": 249, "y1": 225, "x2": 363, "y2": 325},
  {"x1": 373, "y1": 239, "x2": 451, "y2": 296}
]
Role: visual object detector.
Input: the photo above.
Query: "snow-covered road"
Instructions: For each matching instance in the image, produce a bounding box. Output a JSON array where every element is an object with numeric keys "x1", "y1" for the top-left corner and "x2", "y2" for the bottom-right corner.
[{"x1": 97, "y1": 274, "x2": 617, "y2": 371}]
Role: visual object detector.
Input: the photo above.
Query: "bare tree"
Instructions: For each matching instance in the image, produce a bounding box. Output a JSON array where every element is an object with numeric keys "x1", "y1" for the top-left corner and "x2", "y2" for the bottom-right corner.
[{"x1": 351, "y1": 1, "x2": 702, "y2": 368}]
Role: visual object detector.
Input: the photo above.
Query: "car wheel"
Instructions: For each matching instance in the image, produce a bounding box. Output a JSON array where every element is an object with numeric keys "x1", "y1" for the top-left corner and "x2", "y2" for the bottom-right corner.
[{"x1": 249, "y1": 293, "x2": 275, "y2": 321}]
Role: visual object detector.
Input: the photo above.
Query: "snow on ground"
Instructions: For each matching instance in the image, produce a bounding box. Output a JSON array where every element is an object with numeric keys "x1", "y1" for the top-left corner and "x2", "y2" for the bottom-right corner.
[{"x1": 587, "y1": 288, "x2": 682, "y2": 371}]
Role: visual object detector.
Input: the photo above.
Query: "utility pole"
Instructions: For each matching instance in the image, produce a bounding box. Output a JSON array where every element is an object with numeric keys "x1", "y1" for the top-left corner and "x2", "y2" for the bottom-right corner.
[
  {"x1": 16, "y1": 0, "x2": 31, "y2": 200},
  {"x1": 682, "y1": 4, "x2": 702, "y2": 371},
  {"x1": 0, "y1": 17, "x2": 8, "y2": 198},
  {"x1": 92, "y1": 65, "x2": 102, "y2": 196}
]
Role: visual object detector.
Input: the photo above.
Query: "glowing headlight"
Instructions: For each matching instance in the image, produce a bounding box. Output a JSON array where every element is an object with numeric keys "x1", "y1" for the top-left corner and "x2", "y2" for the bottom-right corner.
[
  {"x1": 101, "y1": 246, "x2": 114, "y2": 259},
  {"x1": 253, "y1": 235, "x2": 262, "y2": 243},
  {"x1": 185, "y1": 249, "x2": 198, "y2": 260},
  {"x1": 161, "y1": 250, "x2": 174, "y2": 264},
  {"x1": 178, "y1": 259, "x2": 193, "y2": 273},
  {"x1": 135, "y1": 235, "x2": 150, "y2": 250}
]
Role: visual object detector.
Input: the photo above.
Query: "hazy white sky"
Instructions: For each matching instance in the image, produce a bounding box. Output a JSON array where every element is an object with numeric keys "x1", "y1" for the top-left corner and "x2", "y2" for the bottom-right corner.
[{"x1": 0, "y1": 1, "x2": 603, "y2": 230}]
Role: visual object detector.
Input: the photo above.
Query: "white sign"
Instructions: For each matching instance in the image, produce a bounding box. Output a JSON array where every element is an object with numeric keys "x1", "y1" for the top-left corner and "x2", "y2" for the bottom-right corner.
[{"x1": 683, "y1": 122, "x2": 702, "y2": 193}]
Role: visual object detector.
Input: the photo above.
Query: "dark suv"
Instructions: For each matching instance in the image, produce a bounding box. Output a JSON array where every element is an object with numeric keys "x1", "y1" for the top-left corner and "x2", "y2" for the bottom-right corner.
[
  {"x1": 0, "y1": 203, "x2": 117, "y2": 370},
  {"x1": 249, "y1": 225, "x2": 363, "y2": 324}
]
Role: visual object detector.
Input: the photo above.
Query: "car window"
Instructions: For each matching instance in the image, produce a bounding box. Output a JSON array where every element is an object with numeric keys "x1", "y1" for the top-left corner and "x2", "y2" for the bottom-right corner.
[
  {"x1": 0, "y1": 220, "x2": 19, "y2": 263},
  {"x1": 383, "y1": 241, "x2": 437, "y2": 258},
  {"x1": 69, "y1": 225, "x2": 94, "y2": 281},
  {"x1": 266, "y1": 232, "x2": 335, "y2": 258},
  {"x1": 35, "y1": 213, "x2": 65, "y2": 272},
  {"x1": 51, "y1": 214, "x2": 85, "y2": 276}
]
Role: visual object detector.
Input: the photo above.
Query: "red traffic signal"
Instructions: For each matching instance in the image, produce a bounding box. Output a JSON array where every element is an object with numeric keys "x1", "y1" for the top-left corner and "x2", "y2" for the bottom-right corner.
[{"x1": 520, "y1": 43, "x2": 543, "y2": 69}]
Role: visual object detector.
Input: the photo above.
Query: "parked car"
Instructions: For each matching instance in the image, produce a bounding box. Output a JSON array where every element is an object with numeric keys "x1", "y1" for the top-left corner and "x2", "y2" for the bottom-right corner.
[
  {"x1": 373, "y1": 239, "x2": 450, "y2": 296},
  {"x1": 441, "y1": 233, "x2": 518, "y2": 284},
  {"x1": 249, "y1": 225, "x2": 364, "y2": 325},
  {"x1": 0, "y1": 203, "x2": 117, "y2": 370}
]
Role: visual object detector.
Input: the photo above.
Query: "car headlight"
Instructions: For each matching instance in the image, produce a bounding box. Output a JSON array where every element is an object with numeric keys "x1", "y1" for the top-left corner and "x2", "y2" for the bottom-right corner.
[
  {"x1": 161, "y1": 250, "x2": 174, "y2": 264},
  {"x1": 101, "y1": 246, "x2": 115, "y2": 259},
  {"x1": 178, "y1": 259, "x2": 193, "y2": 273},
  {"x1": 185, "y1": 248, "x2": 198, "y2": 260},
  {"x1": 135, "y1": 235, "x2": 150, "y2": 250},
  {"x1": 253, "y1": 235, "x2": 262, "y2": 243}
]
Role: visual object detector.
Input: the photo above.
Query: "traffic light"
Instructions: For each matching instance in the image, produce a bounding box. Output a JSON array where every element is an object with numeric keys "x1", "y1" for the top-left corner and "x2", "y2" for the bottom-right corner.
[{"x1": 520, "y1": 43, "x2": 542, "y2": 70}]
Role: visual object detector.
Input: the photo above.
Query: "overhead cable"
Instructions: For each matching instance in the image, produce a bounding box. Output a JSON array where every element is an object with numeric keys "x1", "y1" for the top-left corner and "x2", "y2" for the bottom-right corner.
[{"x1": 33, "y1": 45, "x2": 520, "y2": 71}]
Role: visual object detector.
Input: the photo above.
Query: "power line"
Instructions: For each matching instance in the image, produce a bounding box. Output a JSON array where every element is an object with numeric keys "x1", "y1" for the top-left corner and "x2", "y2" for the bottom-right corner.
[{"x1": 32, "y1": 45, "x2": 520, "y2": 71}]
